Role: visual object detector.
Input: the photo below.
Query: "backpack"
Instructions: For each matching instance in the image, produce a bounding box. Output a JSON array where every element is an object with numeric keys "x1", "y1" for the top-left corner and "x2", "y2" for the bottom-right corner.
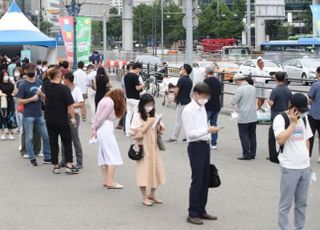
[{"x1": 268, "y1": 112, "x2": 306, "y2": 164}]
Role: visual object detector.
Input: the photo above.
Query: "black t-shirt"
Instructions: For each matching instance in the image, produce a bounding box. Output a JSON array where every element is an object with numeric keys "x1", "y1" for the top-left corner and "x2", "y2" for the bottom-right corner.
[
  {"x1": 44, "y1": 83, "x2": 74, "y2": 127},
  {"x1": 269, "y1": 84, "x2": 292, "y2": 120},
  {"x1": 124, "y1": 73, "x2": 141, "y2": 100},
  {"x1": 204, "y1": 77, "x2": 221, "y2": 112},
  {"x1": 176, "y1": 75, "x2": 193, "y2": 105},
  {"x1": 0, "y1": 82, "x2": 14, "y2": 100}
]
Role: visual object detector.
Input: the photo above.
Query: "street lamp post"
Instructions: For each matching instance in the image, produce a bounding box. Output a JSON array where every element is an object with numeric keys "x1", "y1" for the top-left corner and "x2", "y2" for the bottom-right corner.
[
  {"x1": 35, "y1": 10, "x2": 40, "y2": 29},
  {"x1": 65, "y1": 0, "x2": 85, "y2": 70},
  {"x1": 161, "y1": 0, "x2": 164, "y2": 57}
]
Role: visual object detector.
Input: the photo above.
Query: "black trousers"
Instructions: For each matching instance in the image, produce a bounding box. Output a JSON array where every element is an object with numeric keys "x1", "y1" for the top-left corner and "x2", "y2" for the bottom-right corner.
[
  {"x1": 238, "y1": 122, "x2": 257, "y2": 159},
  {"x1": 308, "y1": 115, "x2": 320, "y2": 157},
  {"x1": 47, "y1": 123, "x2": 73, "y2": 165},
  {"x1": 188, "y1": 141, "x2": 210, "y2": 218}
]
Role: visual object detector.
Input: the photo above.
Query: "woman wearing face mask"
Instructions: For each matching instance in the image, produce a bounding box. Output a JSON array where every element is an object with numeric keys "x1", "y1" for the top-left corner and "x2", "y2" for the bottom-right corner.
[
  {"x1": 92, "y1": 89, "x2": 126, "y2": 188},
  {"x1": 0, "y1": 70, "x2": 17, "y2": 140},
  {"x1": 130, "y1": 94, "x2": 166, "y2": 206}
]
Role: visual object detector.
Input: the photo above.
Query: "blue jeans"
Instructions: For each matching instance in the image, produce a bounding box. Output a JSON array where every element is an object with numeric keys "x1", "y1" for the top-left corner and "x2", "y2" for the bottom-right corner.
[
  {"x1": 207, "y1": 111, "x2": 219, "y2": 146},
  {"x1": 23, "y1": 116, "x2": 51, "y2": 161}
]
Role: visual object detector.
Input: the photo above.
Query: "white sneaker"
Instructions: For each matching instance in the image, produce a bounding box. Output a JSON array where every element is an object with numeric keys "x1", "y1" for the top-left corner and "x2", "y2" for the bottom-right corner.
[
  {"x1": 18, "y1": 145, "x2": 22, "y2": 151},
  {"x1": 1, "y1": 134, "x2": 6, "y2": 140},
  {"x1": 8, "y1": 134, "x2": 15, "y2": 140},
  {"x1": 22, "y1": 154, "x2": 29, "y2": 159},
  {"x1": 37, "y1": 153, "x2": 44, "y2": 157},
  {"x1": 210, "y1": 145, "x2": 217, "y2": 150}
]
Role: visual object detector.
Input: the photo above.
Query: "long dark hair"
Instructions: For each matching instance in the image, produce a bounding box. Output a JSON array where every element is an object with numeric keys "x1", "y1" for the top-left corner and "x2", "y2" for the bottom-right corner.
[
  {"x1": 96, "y1": 67, "x2": 109, "y2": 84},
  {"x1": 138, "y1": 94, "x2": 155, "y2": 121}
]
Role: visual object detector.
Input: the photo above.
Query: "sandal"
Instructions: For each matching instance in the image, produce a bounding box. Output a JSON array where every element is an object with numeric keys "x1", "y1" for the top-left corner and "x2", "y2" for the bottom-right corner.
[
  {"x1": 143, "y1": 200, "x2": 153, "y2": 206},
  {"x1": 148, "y1": 197, "x2": 163, "y2": 204},
  {"x1": 65, "y1": 165, "x2": 79, "y2": 175}
]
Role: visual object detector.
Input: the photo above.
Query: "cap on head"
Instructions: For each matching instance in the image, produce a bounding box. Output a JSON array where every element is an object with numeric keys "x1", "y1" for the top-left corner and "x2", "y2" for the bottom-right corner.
[
  {"x1": 257, "y1": 56, "x2": 263, "y2": 62},
  {"x1": 233, "y1": 73, "x2": 246, "y2": 81},
  {"x1": 291, "y1": 93, "x2": 309, "y2": 113}
]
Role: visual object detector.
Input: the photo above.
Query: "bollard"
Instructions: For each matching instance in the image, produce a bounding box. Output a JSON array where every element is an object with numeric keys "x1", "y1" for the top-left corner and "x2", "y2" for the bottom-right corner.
[{"x1": 219, "y1": 72, "x2": 225, "y2": 108}]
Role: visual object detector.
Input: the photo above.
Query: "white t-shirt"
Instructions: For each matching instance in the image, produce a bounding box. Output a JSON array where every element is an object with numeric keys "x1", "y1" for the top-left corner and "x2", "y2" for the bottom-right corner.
[
  {"x1": 87, "y1": 70, "x2": 97, "y2": 88},
  {"x1": 273, "y1": 113, "x2": 313, "y2": 169},
  {"x1": 252, "y1": 68, "x2": 269, "y2": 83},
  {"x1": 71, "y1": 86, "x2": 84, "y2": 114},
  {"x1": 74, "y1": 69, "x2": 88, "y2": 94}
]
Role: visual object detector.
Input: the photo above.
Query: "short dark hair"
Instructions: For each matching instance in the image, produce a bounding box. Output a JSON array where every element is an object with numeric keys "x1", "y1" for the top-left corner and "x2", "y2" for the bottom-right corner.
[
  {"x1": 42, "y1": 60, "x2": 48, "y2": 66},
  {"x1": 22, "y1": 58, "x2": 30, "y2": 64},
  {"x1": 138, "y1": 94, "x2": 155, "y2": 121},
  {"x1": 36, "y1": 60, "x2": 42, "y2": 65},
  {"x1": 62, "y1": 61, "x2": 69, "y2": 69},
  {"x1": 183, "y1": 64, "x2": 192, "y2": 75},
  {"x1": 132, "y1": 62, "x2": 143, "y2": 70},
  {"x1": 64, "y1": 72, "x2": 74, "y2": 83},
  {"x1": 193, "y1": 82, "x2": 210, "y2": 95},
  {"x1": 23, "y1": 64, "x2": 36, "y2": 77},
  {"x1": 87, "y1": 64, "x2": 94, "y2": 70},
  {"x1": 126, "y1": 63, "x2": 133, "y2": 71},
  {"x1": 275, "y1": 71, "x2": 287, "y2": 82},
  {"x1": 78, "y1": 61, "x2": 85, "y2": 69},
  {"x1": 316, "y1": 66, "x2": 320, "y2": 74}
]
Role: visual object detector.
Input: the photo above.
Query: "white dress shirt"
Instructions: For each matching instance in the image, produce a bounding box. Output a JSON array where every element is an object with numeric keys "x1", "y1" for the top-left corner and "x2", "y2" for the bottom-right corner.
[
  {"x1": 182, "y1": 99, "x2": 210, "y2": 142},
  {"x1": 74, "y1": 69, "x2": 88, "y2": 94}
]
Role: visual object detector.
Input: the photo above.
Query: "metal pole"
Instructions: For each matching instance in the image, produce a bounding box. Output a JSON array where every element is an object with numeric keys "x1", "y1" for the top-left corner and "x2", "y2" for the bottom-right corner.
[
  {"x1": 161, "y1": 0, "x2": 164, "y2": 57},
  {"x1": 103, "y1": 5, "x2": 107, "y2": 64},
  {"x1": 185, "y1": 0, "x2": 193, "y2": 65},
  {"x1": 72, "y1": 0, "x2": 78, "y2": 70},
  {"x1": 37, "y1": 10, "x2": 40, "y2": 29},
  {"x1": 246, "y1": 0, "x2": 251, "y2": 46}
]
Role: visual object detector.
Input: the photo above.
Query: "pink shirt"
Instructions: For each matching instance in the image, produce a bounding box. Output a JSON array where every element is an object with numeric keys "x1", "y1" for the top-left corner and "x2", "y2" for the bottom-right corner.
[{"x1": 92, "y1": 97, "x2": 115, "y2": 133}]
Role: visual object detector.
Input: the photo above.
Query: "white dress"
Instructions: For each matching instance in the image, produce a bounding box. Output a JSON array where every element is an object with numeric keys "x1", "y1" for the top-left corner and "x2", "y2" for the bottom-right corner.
[{"x1": 93, "y1": 97, "x2": 123, "y2": 166}]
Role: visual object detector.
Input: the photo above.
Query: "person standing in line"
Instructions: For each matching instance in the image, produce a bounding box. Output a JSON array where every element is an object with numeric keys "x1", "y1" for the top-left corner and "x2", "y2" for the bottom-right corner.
[
  {"x1": 74, "y1": 61, "x2": 88, "y2": 122},
  {"x1": 44, "y1": 68, "x2": 79, "y2": 175},
  {"x1": 231, "y1": 74, "x2": 257, "y2": 160},
  {"x1": 204, "y1": 66, "x2": 221, "y2": 150},
  {"x1": 252, "y1": 56, "x2": 269, "y2": 111},
  {"x1": 116, "y1": 63, "x2": 133, "y2": 130},
  {"x1": 61, "y1": 72, "x2": 84, "y2": 169},
  {"x1": 273, "y1": 93, "x2": 312, "y2": 230},
  {"x1": 166, "y1": 64, "x2": 193, "y2": 143},
  {"x1": 182, "y1": 82, "x2": 220, "y2": 225},
  {"x1": 130, "y1": 94, "x2": 166, "y2": 206},
  {"x1": 0, "y1": 70, "x2": 17, "y2": 140},
  {"x1": 268, "y1": 71, "x2": 292, "y2": 121},
  {"x1": 94, "y1": 67, "x2": 110, "y2": 109},
  {"x1": 124, "y1": 62, "x2": 144, "y2": 136},
  {"x1": 17, "y1": 64, "x2": 51, "y2": 166},
  {"x1": 92, "y1": 89, "x2": 126, "y2": 188},
  {"x1": 308, "y1": 66, "x2": 320, "y2": 160},
  {"x1": 7, "y1": 58, "x2": 16, "y2": 77},
  {"x1": 86, "y1": 64, "x2": 96, "y2": 122}
]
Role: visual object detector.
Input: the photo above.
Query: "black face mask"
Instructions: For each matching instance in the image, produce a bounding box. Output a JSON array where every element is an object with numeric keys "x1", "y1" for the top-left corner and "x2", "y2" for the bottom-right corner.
[{"x1": 26, "y1": 73, "x2": 36, "y2": 78}]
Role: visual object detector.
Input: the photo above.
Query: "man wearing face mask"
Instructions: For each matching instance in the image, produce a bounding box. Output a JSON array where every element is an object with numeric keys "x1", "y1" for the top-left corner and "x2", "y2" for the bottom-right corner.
[
  {"x1": 231, "y1": 74, "x2": 257, "y2": 160},
  {"x1": 273, "y1": 93, "x2": 312, "y2": 230},
  {"x1": 17, "y1": 64, "x2": 51, "y2": 166},
  {"x1": 167, "y1": 64, "x2": 193, "y2": 143},
  {"x1": 182, "y1": 82, "x2": 220, "y2": 225}
]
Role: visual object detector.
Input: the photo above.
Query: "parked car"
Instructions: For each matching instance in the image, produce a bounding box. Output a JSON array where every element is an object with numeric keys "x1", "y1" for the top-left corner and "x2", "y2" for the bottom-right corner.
[
  {"x1": 283, "y1": 58, "x2": 320, "y2": 85},
  {"x1": 238, "y1": 59, "x2": 283, "y2": 77},
  {"x1": 213, "y1": 62, "x2": 239, "y2": 82}
]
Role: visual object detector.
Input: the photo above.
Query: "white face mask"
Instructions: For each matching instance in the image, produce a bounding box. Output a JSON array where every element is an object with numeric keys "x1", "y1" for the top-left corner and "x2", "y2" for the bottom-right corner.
[
  {"x1": 299, "y1": 112, "x2": 307, "y2": 119},
  {"x1": 144, "y1": 106, "x2": 153, "y2": 113},
  {"x1": 42, "y1": 67, "x2": 48, "y2": 72},
  {"x1": 14, "y1": 72, "x2": 20, "y2": 77},
  {"x1": 3, "y1": 75, "x2": 9, "y2": 82},
  {"x1": 197, "y1": 98, "x2": 208, "y2": 106},
  {"x1": 9, "y1": 76, "x2": 14, "y2": 82}
]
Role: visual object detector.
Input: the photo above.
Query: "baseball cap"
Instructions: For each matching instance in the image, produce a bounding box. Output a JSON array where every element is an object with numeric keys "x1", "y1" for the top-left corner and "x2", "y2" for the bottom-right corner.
[
  {"x1": 291, "y1": 93, "x2": 309, "y2": 113},
  {"x1": 257, "y1": 56, "x2": 263, "y2": 62}
]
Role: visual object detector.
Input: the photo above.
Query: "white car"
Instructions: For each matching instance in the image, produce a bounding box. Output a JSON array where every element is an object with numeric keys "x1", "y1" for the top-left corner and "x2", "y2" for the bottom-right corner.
[
  {"x1": 283, "y1": 59, "x2": 320, "y2": 85},
  {"x1": 238, "y1": 59, "x2": 283, "y2": 78}
]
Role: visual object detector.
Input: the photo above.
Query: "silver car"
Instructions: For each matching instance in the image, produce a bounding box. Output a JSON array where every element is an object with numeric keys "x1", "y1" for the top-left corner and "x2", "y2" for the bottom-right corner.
[{"x1": 283, "y1": 59, "x2": 320, "y2": 85}]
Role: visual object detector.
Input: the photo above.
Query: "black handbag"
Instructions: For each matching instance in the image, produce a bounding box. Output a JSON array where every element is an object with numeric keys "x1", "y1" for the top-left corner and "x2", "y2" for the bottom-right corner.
[
  {"x1": 128, "y1": 144, "x2": 144, "y2": 161},
  {"x1": 209, "y1": 164, "x2": 221, "y2": 188}
]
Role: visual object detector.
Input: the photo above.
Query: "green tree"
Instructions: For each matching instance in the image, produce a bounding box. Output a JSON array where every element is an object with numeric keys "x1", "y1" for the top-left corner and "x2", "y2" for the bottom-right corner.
[
  {"x1": 196, "y1": 0, "x2": 245, "y2": 39},
  {"x1": 107, "y1": 7, "x2": 122, "y2": 45}
]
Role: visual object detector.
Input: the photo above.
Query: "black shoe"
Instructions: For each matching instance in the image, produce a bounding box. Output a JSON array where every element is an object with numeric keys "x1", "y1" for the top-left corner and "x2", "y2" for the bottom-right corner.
[
  {"x1": 237, "y1": 157, "x2": 251, "y2": 161},
  {"x1": 65, "y1": 165, "x2": 79, "y2": 175},
  {"x1": 43, "y1": 159, "x2": 51, "y2": 164},
  {"x1": 59, "y1": 162, "x2": 66, "y2": 168},
  {"x1": 200, "y1": 213, "x2": 218, "y2": 221},
  {"x1": 186, "y1": 216, "x2": 204, "y2": 225},
  {"x1": 165, "y1": 138, "x2": 177, "y2": 143},
  {"x1": 75, "y1": 164, "x2": 83, "y2": 170},
  {"x1": 30, "y1": 159, "x2": 38, "y2": 166},
  {"x1": 182, "y1": 138, "x2": 187, "y2": 142}
]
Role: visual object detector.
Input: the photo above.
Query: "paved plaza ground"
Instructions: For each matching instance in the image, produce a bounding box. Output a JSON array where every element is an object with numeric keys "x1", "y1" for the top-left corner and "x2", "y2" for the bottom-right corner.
[{"x1": 0, "y1": 83, "x2": 319, "y2": 230}]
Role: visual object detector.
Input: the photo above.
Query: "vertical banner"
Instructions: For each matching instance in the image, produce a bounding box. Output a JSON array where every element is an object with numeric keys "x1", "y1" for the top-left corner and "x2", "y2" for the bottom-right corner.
[
  {"x1": 76, "y1": 17, "x2": 92, "y2": 64},
  {"x1": 311, "y1": 4, "x2": 320, "y2": 37},
  {"x1": 58, "y1": 16, "x2": 74, "y2": 64}
]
